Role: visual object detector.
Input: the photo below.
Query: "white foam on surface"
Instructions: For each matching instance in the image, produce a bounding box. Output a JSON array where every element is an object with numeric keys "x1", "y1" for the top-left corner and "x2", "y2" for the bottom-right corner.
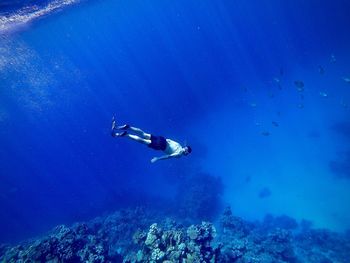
[{"x1": 0, "y1": 0, "x2": 79, "y2": 33}]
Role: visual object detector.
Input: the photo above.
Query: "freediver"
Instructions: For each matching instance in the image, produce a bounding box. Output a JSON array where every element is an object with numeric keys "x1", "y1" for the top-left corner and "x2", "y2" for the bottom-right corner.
[{"x1": 111, "y1": 117, "x2": 192, "y2": 163}]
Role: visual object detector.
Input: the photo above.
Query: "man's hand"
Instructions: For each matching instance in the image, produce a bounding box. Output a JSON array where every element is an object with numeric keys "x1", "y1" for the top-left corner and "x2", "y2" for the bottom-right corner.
[{"x1": 151, "y1": 157, "x2": 158, "y2": 163}]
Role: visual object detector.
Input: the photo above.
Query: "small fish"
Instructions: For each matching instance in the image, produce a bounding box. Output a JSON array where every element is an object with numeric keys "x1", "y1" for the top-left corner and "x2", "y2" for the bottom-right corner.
[
  {"x1": 273, "y1": 78, "x2": 282, "y2": 89},
  {"x1": 330, "y1": 54, "x2": 336, "y2": 63},
  {"x1": 343, "y1": 77, "x2": 350, "y2": 83},
  {"x1": 261, "y1": 131, "x2": 270, "y2": 136},
  {"x1": 294, "y1": 80, "x2": 304, "y2": 92},
  {"x1": 274, "y1": 77, "x2": 280, "y2": 83},
  {"x1": 272, "y1": 121, "x2": 279, "y2": 127},
  {"x1": 340, "y1": 100, "x2": 348, "y2": 108},
  {"x1": 319, "y1": 91, "x2": 328, "y2": 97},
  {"x1": 259, "y1": 187, "x2": 271, "y2": 198},
  {"x1": 298, "y1": 103, "x2": 304, "y2": 109},
  {"x1": 318, "y1": 65, "x2": 325, "y2": 75},
  {"x1": 279, "y1": 67, "x2": 284, "y2": 76},
  {"x1": 250, "y1": 103, "x2": 257, "y2": 108}
]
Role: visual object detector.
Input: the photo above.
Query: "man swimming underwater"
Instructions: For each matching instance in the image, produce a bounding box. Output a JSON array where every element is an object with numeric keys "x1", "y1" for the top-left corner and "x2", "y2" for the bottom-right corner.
[{"x1": 111, "y1": 117, "x2": 192, "y2": 163}]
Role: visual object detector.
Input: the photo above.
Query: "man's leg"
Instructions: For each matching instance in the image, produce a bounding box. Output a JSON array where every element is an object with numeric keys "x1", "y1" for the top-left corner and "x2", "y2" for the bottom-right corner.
[
  {"x1": 125, "y1": 134, "x2": 151, "y2": 145},
  {"x1": 111, "y1": 117, "x2": 151, "y2": 139},
  {"x1": 127, "y1": 127, "x2": 151, "y2": 139},
  {"x1": 116, "y1": 123, "x2": 151, "y2": 139}
]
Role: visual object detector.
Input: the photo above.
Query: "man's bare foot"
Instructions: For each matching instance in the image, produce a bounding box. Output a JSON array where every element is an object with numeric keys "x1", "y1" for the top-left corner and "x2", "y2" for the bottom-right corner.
[
  {"x1": 117, "y1": 124, "x2": 130, "y2": 130},
  {"x1": 111, "y1": 116, "x2": 117, "y2": 137},
  {"x1": 114, "y1": 131, "x2": 127, "y2": 137}
]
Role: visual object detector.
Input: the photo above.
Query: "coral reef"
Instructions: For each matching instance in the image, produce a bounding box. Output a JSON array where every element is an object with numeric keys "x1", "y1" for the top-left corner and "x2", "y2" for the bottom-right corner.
[
  {"x1": 0, "y1": 208, "x2": 155, "y2": 263},
  {"x1": 216, "y1": 207, "x2": 349, "y2": 263},
  {"x1": 1, "y1": 206, "x2": 350, "y2": 263},
  {"x1": 0, "y1": 224, "x2": 117, "y2": 263},
  {"x1": 125, "y1": 221, "x2": 218, "y2": 262}
]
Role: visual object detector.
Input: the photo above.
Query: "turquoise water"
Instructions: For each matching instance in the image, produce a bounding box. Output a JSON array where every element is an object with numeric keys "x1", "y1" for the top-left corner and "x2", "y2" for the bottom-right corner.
[{"x1": 1, "y1": 0, "x2": 350, "y2": 244}]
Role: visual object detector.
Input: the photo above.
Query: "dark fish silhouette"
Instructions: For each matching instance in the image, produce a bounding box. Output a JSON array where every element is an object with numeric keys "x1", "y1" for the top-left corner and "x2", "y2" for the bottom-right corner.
[
  {"x1": 330, "y1": 54, "x2": 336, "y2": 63},
  {"x1": 294, "y1": 80, "x2": 304, "y2": 92},
  {"x1": 274, "y1": 78, "x2": 282, "y2": 90},
  {"x1": 259, "y1": 187, "x2": 271, "y2": 198},
  {"x1": 261, "y1": 131, "x2": 270, "y2": 136},
  {"x1": 272, "y1": 121, "x2": 279, "y2": 127},
  {"x1": 340, "y1": 100, "x2": 348, "y2": 108},
  {"x1": 318, "y1": 66, "x2": 325, "y2": 75}
]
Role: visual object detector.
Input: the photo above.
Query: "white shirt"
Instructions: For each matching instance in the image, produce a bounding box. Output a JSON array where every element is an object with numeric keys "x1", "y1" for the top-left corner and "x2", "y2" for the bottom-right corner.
[{"x1": 164, "y1": 139, "x2": 183, "y2": 155}]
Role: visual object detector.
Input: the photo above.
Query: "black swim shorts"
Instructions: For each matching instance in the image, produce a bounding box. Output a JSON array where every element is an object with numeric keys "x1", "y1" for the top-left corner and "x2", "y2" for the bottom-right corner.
[{"x1": 148, "y1": 135, "x2": 167, "y2": 151}]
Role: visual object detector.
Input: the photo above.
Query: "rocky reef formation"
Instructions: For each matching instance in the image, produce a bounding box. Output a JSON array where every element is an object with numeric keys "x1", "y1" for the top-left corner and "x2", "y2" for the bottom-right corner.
[
  {"x1": 125, "y1": 221, "x2": 218, "y2": 262},
  {"x1": 216, "y1": 207, "x2": 350, "y2": 262},
  {"x1": 0, "y1": 207, "x2": 154, "y2": 263},
  {"x1": 1, "y1": 206, "x2": 350, "y2": 262}
]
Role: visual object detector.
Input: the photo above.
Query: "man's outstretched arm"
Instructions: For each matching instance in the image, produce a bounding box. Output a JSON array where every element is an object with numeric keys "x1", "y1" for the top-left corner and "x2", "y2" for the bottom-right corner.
[{"x1": 151, "y1": 153, "x2": 181, "y2": 163}]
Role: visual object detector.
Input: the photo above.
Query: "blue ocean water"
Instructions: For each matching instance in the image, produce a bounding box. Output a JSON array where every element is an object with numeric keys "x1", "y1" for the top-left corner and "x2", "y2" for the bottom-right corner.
[{"x1": 1, "y1": 0, "x2": 350, "y2": 245}]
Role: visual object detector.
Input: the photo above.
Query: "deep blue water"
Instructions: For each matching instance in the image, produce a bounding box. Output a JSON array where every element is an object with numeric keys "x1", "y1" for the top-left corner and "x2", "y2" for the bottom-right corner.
[{"x1": 1, "y1": 0, "x2": 350, "y2": 243}]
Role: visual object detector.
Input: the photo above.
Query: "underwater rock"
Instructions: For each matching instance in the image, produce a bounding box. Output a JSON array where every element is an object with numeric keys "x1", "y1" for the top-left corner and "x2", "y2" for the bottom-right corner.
[
  {"x1": 0, "y1": 207, "x2": 158, "y2": 263},
  {"x1": 294, "y1": 228, "x2": 350, "y2": 262},
  {"x1": 0, "y1": 224, "x2": 113, "y2": 262},
  {"x1": 145, "y1": 223, "x2": 162, "y2": 248},
  {"x1": 126, "y1": 221, "x2": 218, "y2": 263},
  {"x1": 263, "y1": 228, "x2": 296, "y2": 261},
  {"x1": 216, "y1": 210, "x2": 344, "y2": 263},
  {"x1": 187, "y1": 222, "x2": 216, "y2": 244},
  {"x1": 220, "y1": 207, "x2": 253, "y2": 238},
  {"x1": 1, "y1": 206, "x2": 350, "y2": 263}
]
